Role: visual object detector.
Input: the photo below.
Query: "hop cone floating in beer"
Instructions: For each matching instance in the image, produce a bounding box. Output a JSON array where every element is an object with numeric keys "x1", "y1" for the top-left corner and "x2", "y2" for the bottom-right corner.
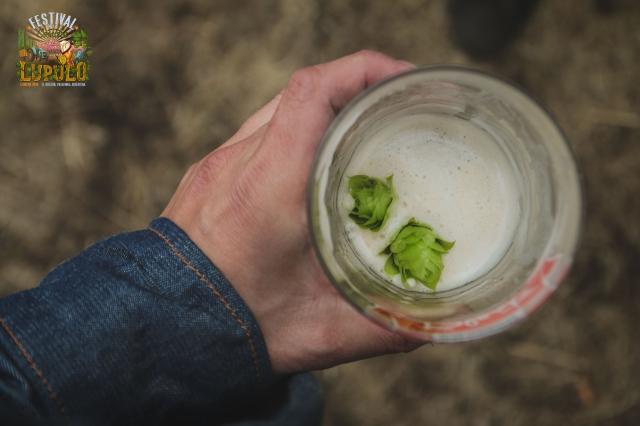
[
  {"x1": 348, "y1": 175, "x2": 394, "y2": 231},
  {"x1": 383, "y1": 219, "x2": 454, "y2": 290}
]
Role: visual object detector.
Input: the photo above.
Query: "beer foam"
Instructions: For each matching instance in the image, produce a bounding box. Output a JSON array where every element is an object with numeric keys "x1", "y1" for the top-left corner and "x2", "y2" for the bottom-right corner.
[{"x1": 341, "y1": 114, "x2": 520, "y2": 292}]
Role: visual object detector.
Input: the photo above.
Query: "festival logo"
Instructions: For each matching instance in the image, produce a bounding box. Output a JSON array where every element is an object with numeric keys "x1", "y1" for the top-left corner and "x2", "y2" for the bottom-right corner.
[{"x1": 17, "y1": 12, "x2": 91, "y2": 87}]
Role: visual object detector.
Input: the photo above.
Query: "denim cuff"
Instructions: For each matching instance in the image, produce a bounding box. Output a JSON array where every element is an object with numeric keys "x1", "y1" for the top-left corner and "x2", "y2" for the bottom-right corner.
[
  {"x1": 0, "y1": 217, "x2": 274, "y2": 423},
  {"x1": 147, "y1": 217, "x2": 273, "y2": 384}
]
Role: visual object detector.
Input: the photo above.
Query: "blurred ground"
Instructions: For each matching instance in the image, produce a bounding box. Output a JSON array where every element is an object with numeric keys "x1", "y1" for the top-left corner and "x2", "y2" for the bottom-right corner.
[{"x1": 1, "y1": 0, "x2": 639, "y2": 424}]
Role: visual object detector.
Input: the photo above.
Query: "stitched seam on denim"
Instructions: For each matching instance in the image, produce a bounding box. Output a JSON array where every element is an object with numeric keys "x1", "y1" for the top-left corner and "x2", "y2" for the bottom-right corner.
[
  {"x1": 0, "y1": 317, "x2": 66, "y2": 415},
  {"x1": 148, "y1": 227, "x2": 262, "y2": 381}
]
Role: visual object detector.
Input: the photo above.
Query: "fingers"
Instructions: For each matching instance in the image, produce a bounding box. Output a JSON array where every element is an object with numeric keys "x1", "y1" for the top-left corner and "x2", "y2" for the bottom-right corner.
[
  {"x1": 335, "y1": 299, "x2": 424, "y2": 359},
  {"x1": 283, "y1": 50, "x2": 414, "y2": 115},
  {"x1": 222, "y1": 91, "x2": 283, "y2": 147},
  {"x1": 265, "y1": 50, "x2": 415, "y2": 157}
]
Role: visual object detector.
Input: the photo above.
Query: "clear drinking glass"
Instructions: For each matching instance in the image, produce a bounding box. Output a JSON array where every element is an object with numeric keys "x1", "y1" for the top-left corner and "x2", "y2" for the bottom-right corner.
[{"x1": 308, "y1": 67, "x2": 582, "y2": 342}]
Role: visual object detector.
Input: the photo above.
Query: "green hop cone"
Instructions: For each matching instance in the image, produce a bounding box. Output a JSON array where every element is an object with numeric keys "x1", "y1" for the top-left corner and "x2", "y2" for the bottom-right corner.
[
  {"x1": 382, "y1": 218, "x2": 455, "y2": 290},
  {"x1": 348, "y1": 175, "x2": 394, "y2": 231}
]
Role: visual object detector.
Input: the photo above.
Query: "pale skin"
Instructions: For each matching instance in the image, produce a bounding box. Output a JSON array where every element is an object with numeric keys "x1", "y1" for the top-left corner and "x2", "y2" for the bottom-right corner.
[{"x1": 162, "y1": 50, "x2": 422, "y2": 374}]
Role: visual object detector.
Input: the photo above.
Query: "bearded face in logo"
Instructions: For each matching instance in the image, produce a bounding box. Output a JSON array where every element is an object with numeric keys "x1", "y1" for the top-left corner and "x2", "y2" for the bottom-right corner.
[
  {"x1": 58, "y1": 40, "x2": 75, "y2": 66},
  {"x1": 59, "y1": 40, "x2": 71, "y2": 53}
]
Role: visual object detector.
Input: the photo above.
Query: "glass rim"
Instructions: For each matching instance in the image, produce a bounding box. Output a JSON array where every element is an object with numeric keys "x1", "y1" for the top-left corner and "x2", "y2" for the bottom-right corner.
[{"x1": 307, "y1": 65, "x2": 584, "y2": 342}]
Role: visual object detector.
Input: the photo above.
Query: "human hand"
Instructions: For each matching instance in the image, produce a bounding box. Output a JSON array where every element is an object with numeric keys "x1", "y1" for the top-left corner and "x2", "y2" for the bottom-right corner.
[{"x1": 162, "y1": 50, "x2": 421, "y2": 374}]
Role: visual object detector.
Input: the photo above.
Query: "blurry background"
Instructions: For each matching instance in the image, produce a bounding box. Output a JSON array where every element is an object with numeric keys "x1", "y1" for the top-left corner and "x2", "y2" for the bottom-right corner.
[{"x1": 1, "y1": 0, "x2": 639, "y2": 424}]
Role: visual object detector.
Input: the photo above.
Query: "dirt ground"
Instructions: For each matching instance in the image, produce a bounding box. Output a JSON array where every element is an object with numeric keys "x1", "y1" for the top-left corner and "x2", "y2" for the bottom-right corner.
[{"x1": 1, "y1": 0, "x2": 639, "y2": 424}]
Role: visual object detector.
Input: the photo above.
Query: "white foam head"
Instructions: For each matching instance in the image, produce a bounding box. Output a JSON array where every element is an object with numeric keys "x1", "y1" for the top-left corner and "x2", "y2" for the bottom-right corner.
[{"x1": 341, "y1": 114, "x2": 520, "y2": 292}]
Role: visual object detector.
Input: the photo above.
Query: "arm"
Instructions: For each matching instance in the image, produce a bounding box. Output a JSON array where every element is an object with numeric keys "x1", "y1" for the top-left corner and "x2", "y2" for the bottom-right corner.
[
  {"x1": 0, "y1": 50, "x2": 418, "y2": 424},
  {"x1": 0, "y1": 219, "x2": 281, "y2": 424}
]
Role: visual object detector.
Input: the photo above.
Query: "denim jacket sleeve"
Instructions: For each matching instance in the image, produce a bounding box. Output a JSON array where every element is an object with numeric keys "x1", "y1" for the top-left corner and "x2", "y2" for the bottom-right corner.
[{"x1": 0, "y1": 218, "x2": 322, "y2": 425}]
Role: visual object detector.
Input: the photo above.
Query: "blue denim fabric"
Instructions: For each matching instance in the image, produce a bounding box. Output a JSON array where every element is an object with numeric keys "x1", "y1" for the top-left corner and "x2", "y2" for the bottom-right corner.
[{"x1": 0, "y1": 218, "x2": 323, "y2": 425}]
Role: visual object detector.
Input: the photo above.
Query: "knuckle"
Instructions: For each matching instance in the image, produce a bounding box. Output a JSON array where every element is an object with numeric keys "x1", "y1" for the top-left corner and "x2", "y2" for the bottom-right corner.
[
  {"x1": 286, "y1": 66, "x2": 321, "y2": 103},
  {"x1": 192, "y1": 147, "x2": 234, "y2": 190},
  {"x1": 197, "y1": 152, "x2": 222, "y2": 179},
  {"x1": 353, "y1": 49, "x2": 383, "y2": 62}
]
